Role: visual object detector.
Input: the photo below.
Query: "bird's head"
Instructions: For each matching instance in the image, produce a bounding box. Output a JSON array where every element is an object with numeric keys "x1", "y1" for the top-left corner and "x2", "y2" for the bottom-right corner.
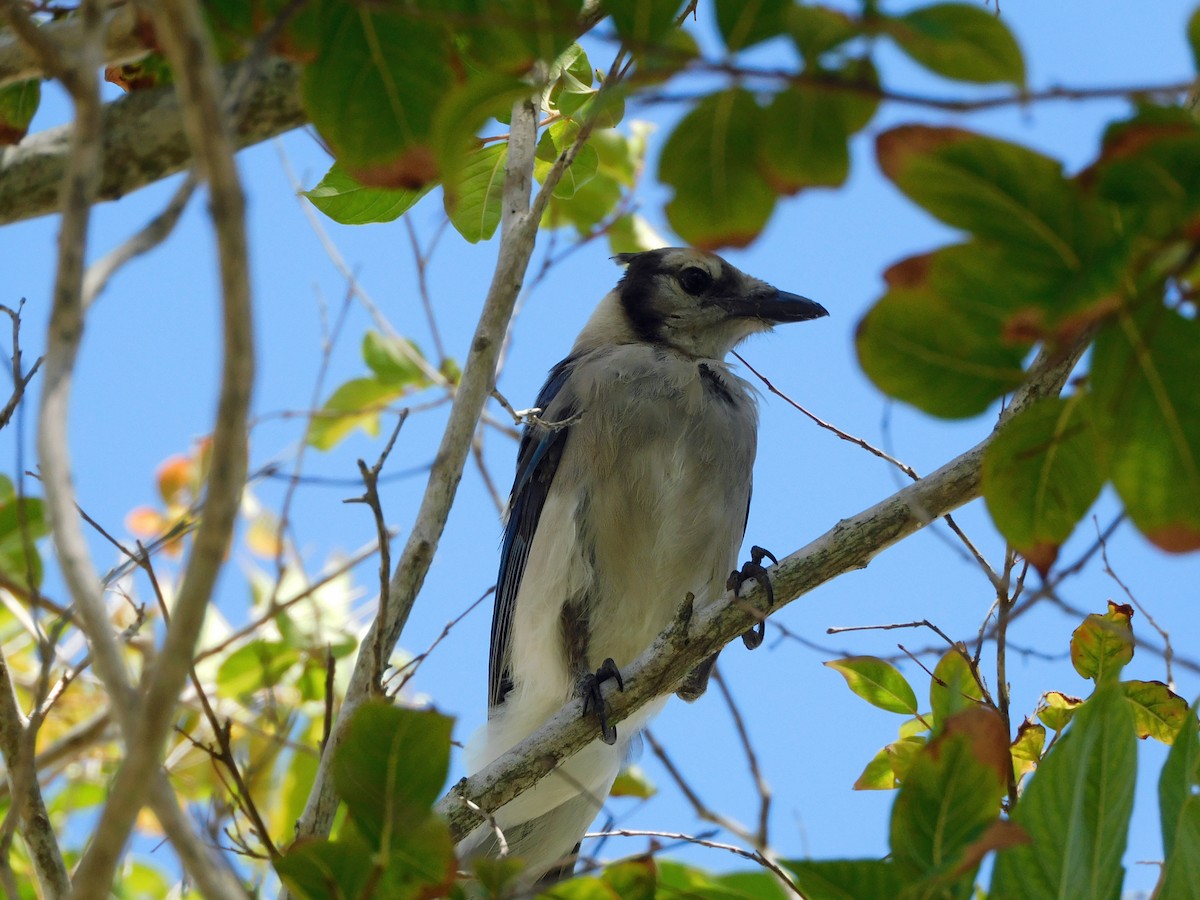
[{"x1": 577, "y1": 248, "x2": 828, "y2": 359}]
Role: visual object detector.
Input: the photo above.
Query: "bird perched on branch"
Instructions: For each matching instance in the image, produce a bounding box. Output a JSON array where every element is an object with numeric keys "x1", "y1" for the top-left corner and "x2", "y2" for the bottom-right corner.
[{"x1": 459, "y1": 248, "x2": 828, "y2": 885}]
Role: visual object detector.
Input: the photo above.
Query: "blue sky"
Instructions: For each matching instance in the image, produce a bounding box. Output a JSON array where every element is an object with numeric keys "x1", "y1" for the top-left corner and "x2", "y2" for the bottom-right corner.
[{"x1": 4, "y1": 2, "x2": 1200, "y2": 894}]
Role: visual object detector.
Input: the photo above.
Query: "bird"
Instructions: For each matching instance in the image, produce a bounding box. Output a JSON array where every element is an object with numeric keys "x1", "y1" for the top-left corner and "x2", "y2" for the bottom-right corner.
[{"x1": 459, "y1": 247, "x2": 828, "y2": 886}]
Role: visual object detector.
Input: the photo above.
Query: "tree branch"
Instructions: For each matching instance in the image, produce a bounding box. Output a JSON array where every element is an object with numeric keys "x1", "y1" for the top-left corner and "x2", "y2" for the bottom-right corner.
[
  {"x1": 68, "y1": 0, "x2": 253, "y2": 892},
  {"x1": 435, "y1": 339, "x2": 1090, "y2": 841},
  {"x1": 0, "y1": 56, "x2": 302, "y2": 226},
  {"x1": 0, "y1": 4, "x2": 150, "y2": 88}
]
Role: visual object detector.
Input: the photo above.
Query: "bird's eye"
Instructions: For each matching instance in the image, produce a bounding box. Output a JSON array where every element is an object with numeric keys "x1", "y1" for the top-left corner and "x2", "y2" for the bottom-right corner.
[{"x1": 678, "y1": 267, "x2": 712, "y2": 295}]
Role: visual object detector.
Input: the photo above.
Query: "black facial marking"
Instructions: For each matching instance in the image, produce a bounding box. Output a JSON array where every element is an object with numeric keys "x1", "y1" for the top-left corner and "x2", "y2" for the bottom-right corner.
[
  {"x1": 617, "y1": 251, "x2": 671, "y2": 344},
  {"x1": 698, "y1": 362, "x2": 734, "y2": 403}
]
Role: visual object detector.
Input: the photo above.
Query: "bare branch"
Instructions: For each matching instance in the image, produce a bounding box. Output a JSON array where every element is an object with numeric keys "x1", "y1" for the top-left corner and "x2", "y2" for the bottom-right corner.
[
  {"x1": 0, "y1": 4, "x2": 150, "y2": 88},
  {"x1": 68, "y1": 0, "x2": 254, "y2": 890},
  {"x1": 0, "y1": 58, "x2": 303, "y2": 226}
]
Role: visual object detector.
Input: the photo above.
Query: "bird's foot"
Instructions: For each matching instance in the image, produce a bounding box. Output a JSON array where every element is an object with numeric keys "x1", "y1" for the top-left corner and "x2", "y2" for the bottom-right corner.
[
  {"x1": 728, "y1": 545, "x2": 779, "y2": 650},
  {"x1": 579, "y1": 657, "x2": 625, "y2": 745}
]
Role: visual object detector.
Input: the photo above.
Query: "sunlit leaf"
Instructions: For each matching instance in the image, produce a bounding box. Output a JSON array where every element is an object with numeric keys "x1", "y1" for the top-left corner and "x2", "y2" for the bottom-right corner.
[
  {"x1": 1124, "y1": 680, "x2": 1189, "y2": 743},
  {"x1": 782, "y1": 858, "x2": 905, "y2": 899},
  {"x1": 929, "y1": 645, "x2": 983, "y2": 726},
  {"x1": 446, "y1": 143, "x2": 508, "y2": 243},
  {"x1": 275, "y1": 836, "x2": 374, "y2": 900},
  {"x1": 610, "y1": 764, "x2": 657, "y2": 799},
  {"x1": 0, "y1": 475, "x2": 47, "y2": 588},
  {"x1": 602, "y1": 857, "x2": 657, "y2": 899},
  {"x1": 308, "y1": 377, "x2": 405, "y2": 451},
  {"x1": 853, "y1": 746, "x2": 896, "y2": 790},
  {"x1": 362, "y1": 331, "x2": 431, "y2": 388},
  {"x1": 826, "y1": 656, "x2": 919, "y2": 715},
  {"x1": 1011, "y1": 719, "x2": 1045, "y2": 783},
  {"x1": 304, "y1": 162, "x2": 431, "y2": 225},
  {"x1": 1070, "y1": 602, "x2": 1135, "y2": 683},
  {"x1": 1036, "y1": 691, "x2": 1084, "y2": 733},
  {"x1": 1160, "y1": 705, "x2": 1200, "y2": 897},
  {"x1": 217, "y1": 640, "x2": 300, "y2": 697}
]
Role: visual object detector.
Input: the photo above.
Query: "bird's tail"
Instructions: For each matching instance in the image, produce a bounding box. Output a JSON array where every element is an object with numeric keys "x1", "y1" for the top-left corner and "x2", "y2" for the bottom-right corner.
[{"x1": 458, "y1": 698, "x2": 666, "y2": 885}]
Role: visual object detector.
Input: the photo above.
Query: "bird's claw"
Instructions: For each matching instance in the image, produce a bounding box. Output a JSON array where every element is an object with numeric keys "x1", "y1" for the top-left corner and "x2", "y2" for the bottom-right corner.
[
  {"x1": 728, "y1": 545, "x2": 779, "y2": 650},
  {"x1": 580, "y1": 657, "x2": 625, "y2": 744}
]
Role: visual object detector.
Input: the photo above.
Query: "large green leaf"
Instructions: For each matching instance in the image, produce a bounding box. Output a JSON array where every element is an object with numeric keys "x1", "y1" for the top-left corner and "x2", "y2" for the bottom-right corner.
[
  {"x1": 786, "y1": 4, "x2": 859, "y2": 60},
  {"x1": 1090, "y1": 307, "x2": 1200, "y2": 552},
  {"x1": 301, "y1": 2, "x2": 452, "y2": 186},
  {"x1": 332, "y1": 702, "x2": 453, "y2": 849},
  {"x1": 890, "y1": 709, "x2": 1010, "y2": 882},
  {"x1": 990, "y1": 683, "x2": 1136, "y2": 900},
  {"x1": 446, "y1": 143, "x2": 508, "y2": 243},
  {"x1": 1159, "y1": 706, "x2": 1200, "y2": 898},
  {"x1": 855, "y1": 257, "x2": 1027, "y2": 418},
  {"x1": 887, "y1": 3, "x2": 1025, "y2": 86},
  {"x1": 982, "y1": 394, "x2": 1105, "y2": 571},
  {"x1": 661, "y1": 89, "x2": 777, "y2": 249},
  {"x1": 307, "y1": 377, "x2": 406, "y2": 451},
  {"x1": 362, "y1": 332, "x2": 431, "y2": 388},
  {"x1": 304, "y1": 163, "x2": 431, "y2": 225},
  {"x1": 876, "y1": 126, "x2": 1122, "y2": 297},
  {"x1": 1124, "y1": 680, "x2": 1189, "y2": 743},
  {"x1": 607, "y1": 0, "x2": 682, "y2": 47}
]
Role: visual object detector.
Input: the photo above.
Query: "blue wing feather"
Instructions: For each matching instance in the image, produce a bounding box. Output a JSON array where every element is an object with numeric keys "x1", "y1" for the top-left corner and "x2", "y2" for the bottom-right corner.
[{"x1": 489, "y1": 357, "x2": 577, "y2": 710}]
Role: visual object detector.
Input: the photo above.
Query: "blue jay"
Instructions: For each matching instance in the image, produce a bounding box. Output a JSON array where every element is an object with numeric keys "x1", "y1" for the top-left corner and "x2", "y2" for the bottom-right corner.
[{"x1": 460, "y1": 248, "x2": 827, "y2": 884}]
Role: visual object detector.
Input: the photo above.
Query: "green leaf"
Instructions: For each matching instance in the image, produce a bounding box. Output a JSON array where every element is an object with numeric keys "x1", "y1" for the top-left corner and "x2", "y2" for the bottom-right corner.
[
  {"x1": 1124, "y1": 680, "x2": 1189, "y2": 743},
  {"x1": 661, "y1": 89, "x2": 776, "y2": 249},
  {"x1": 606, "y1": 0, "x2": 682, "y2": 47},
  {"x1": 781, "y1": 859, "x2": 905, "y2": 900},
  {"x1": 655, "y1": 861, "x2": 785, "y2": 899},
  {"x1": 890, "y1": 709, "x2": 1009, "y2": 881},
  {"x1": 1160, "y1": 705, "x2": 1200, "y2": 898},
  {"x1": 1011, "y1": 719, "x2": 1046, "y2": 783},
  {"x1": 216, "y1": 640, "x2": 300, "y2": 697},
  {"x1": 445, "y1": 143, "x2": 508, "y2": 243},
  {"x1": 0, "y1": 79, "x2": 40, "y2": 145},
  {"x1": 373, "y1": 816, "x2": 456, "y2": 898},
  {"x1": 362, "y1": 332, "x2": 431, "y2": 387},
  {"x1": 990, "y1": 683, "x2": 1136, "y2": 900},
  {"x1": 786, "y1": 5, "x2": 859, "y2": 60},
  {"x1": 1036, "y1": 691, "x2": 1084, "y2": 733},
  {"x1": 275, "y1": 837, "x2": 374, "y2": 900},
  {"x1": 715, "y1": 0, "x2": 788, "y2": 51},
  {"x1": 853, "y1": 746, "x2": 897, "y2": 790},
  {"x1": 606, "y1": 213, "x2": 668, "y2": 254},
  {"x1": 332, "y1": 702, "x2": 453, "y2": 849},
  {"x1": 304, "y1": 163, "x2": 431, "y2": 225},
  {"x1": 610, "y1": 764, "x2": 657, "y2": 799},
  {"x1": 982, "y1": 394, "x2": 1105, "y2": 571},
  {"x1": 1090, "y1": 307, "x2": 1200, "y2": 552},
  {"x1": 876, "y1": 126, "x2": 1116, "y2": 282},
  {"x1": 825, "y1": 657, "x2": 919, "y2": 715},
  {"x1": 886, "y1": 735, "x2": 927, "y2": 783},
  {"x1": 301, "y1": 3, "x2": 452, "y2": 186},
  {"x1": 431, "y1": 72, "x2": 529, "y2": 199},
  {"x1": 887, "y1": 3, "x2": 1025, "y2": 86},
  {"x1": 760, "y1": 84, "x2": 852, "y2": 193},
  {"x1": 0, "y1": 476, "x2": 47, "y2": 588},
  {"x1": 601, "y1": 857, "x2": 657, "y2": 899},
  {"x1": 929, "y1": 646, "x2": 983, "y2": 727},
  {"x1": 855, "y1": 261, "x2": 1027, "y2": 418},
  {"x1": 308, "y1": 377, "x2": 405, "y2": 451},
  {"x1": 534, "y1": 119, "x2": 600, "y2": 199},
  {"x1": 1070, "y1": 602, "x2": 1135, "y2": 683}
]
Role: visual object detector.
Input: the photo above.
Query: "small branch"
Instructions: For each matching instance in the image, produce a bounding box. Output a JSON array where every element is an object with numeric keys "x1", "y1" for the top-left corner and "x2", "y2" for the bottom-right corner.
[
  {"x1": 0, "y1": 58, "x2": 303, "y2": 226},
  {"x1": 0, "y1": 302, "x2": 43, "y2": 433},
  {"x1": 68, "y1": 0, "x2": 254, "y2": 892},
  {"x1": 711, "y1": 668, "x2": 771, "y2": 849},
  {"x1": 344, "y1": 411, "x2": 409, "y2": 692}
]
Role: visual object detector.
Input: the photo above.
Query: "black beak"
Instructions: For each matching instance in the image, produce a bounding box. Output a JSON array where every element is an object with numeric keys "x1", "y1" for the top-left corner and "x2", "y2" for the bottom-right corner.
[{"x1": 724, "y1": 288, "x2": 829, "y2": 323}]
